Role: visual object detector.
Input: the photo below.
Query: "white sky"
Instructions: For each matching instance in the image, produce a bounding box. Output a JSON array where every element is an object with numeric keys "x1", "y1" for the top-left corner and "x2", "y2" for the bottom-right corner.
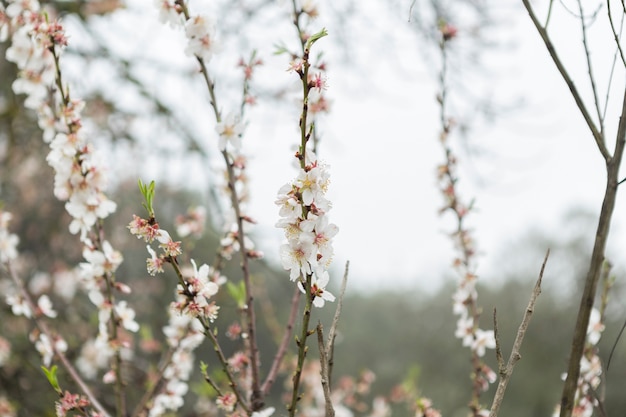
[{"x1": 77, "y1": 0, "x2": 626, "y2": 295}]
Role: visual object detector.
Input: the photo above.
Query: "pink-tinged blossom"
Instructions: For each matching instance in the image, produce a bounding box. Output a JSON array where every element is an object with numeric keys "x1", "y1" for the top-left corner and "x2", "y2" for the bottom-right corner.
[
  {"x1": 154, "y1": 0, "x2": 182, "y2": 27},
  {"x1": 216, "y1": 392, "x2": 236, "y2": 412},
  {"x1": 156, "y1": 230, "x2": 182, "y2": 257},
  {"x1": 55, "y1": 391, "x2": 90, "y2": 417},
  {"x1": 128, "y1": 215, "x2": 161, "y2": 243},
  {"x1": 472, "y1": 329, "x2": 496, "y2": 357},
  {"x1": 280, "y1": 241, "x2": 315, "y2": 281},
  {"x1": 215, "y1": 112, "x2": 244, "y2": 151},
  {"x1": 587, "y1": 308, "x2": 604, "y2": 346},
  {"x1": 0, "y1": 5, "x2": 8, "y2": 43},
  {"x1": 298, "y1": 270, "x2": 335, "y2": 308},
  {"x1": 146, "y1": 245, "x2": 165, "y2": 275},
  {"x1": 184, "y1": 14, "x2": 218, "y2": 61}
]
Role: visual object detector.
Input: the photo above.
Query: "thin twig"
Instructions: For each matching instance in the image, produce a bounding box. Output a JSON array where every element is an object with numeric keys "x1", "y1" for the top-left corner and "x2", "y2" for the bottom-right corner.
[
  {"x1": 261, "y1": 286, "x2": 301, "y2": 396},
  {"x1": 488, "y1": 249, "x2": 548, "y2": 417},
  {"x1": 6, "y1": 264, "x2": 112, "y2": 417},
  {"x1": 576, "y1": 0, "x2": 605, "y2": 137},
  {"x1": 607, "y1": 0, "x2": 626, "y2": 69},
  {"x1": 325, "y1": 261, "x2": 349, "y2": 386},
  {"x1": 521, "y1": 0, "x2": 610, "y2": 161},
  {"x1": 316, "y1": 324, "x2": 335, "y2": 417}
]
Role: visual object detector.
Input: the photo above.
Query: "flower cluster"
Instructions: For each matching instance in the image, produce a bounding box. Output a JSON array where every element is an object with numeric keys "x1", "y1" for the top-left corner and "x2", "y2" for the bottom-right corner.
[
  {"x1": 4, "y1": 1, "x2": 116, "y2": 242},
  {"x1": 55, "y1": 390, "x2": 92, "y2": 417},
  {"x1": 148, "y1": 311, "x2": 205, "y2": 417},
  {"x1": 3, "y1": 1, "x2": 143, "y2": 388},
  {"x1": 128, "y1": 215, "x2": 182, "y2": 276},
  {"x1": 436, "y1": 71, "x2": 495, "y2": 414},
  {"x1": 275, "y1": 151, "x2": 338, "y2": 307},
  {"x1": 175, "y1": 206, "x2": 207, "y2": 239},
  {"x1": 172, "y1": 259, "x2": 220, "y2": 319},
  {"x1": 154, "y1": 0, "x2": 219, "y2": 62}
]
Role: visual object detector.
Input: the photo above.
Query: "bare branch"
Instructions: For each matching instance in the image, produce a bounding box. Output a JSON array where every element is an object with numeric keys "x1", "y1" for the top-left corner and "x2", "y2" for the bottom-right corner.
[
  {"x1": 6, "y1": 263, "x2": 112, "y2": 417},
  {"x1": 521, "y1": 0, "x2": 610, "y2": 161},
  {"x1": 325, "y1": 261, "x2": 349, "y2": 385},
  {"x1": 576, "y1": 0, "x2": 605, "y2": 136},
  {"x1": 607, "y1": 0, "x2": 626, "y2": 69},
  {"x1": 261, "y1": 286, "x2": 301, "y2": 396},
  {"x1": 488, "y1": 249, "x2": 548, "y2": 417},
  {"x1": 560, "y1": 88, "x2": 626, "y2": 417},
  {"x1": 316, "y1": 324, "x2": 335, "y2": 417}
]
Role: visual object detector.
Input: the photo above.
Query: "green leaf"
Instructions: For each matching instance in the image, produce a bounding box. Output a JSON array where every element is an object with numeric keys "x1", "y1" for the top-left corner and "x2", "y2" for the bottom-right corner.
[
  {"x1": 138, "y1": 179, "x2": 156, "y2": 217},
  {"x1": 305, "y1": 27, "x2": 328, "y2": 50},
  {"x1": 226, "y1": 281, "x2": 246, "y2": 308},
  {"x1": 41, "y1": 365, "x2": 61, "y2": 393},
  {"x1": 273, "y1": 45, "x2": 289, "y2": 56}
]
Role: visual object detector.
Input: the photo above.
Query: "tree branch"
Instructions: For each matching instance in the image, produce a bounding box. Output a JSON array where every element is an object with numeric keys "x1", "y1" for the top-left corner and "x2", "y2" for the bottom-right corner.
[
  {"x1": 489, "y1": 250, "x2": 548, "y2": 417},
  {"x1": 560, "y1": 87, "x2": 626, "y2": 417},
  {"x1": 521, "y1": 0, "x2": 610, "y2": 161}
]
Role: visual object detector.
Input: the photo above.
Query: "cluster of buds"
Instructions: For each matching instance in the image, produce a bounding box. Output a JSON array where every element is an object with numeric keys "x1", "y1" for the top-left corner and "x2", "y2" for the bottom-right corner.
[{"x1": 275, "y1": 148, "x2": 338, "y2": 307}]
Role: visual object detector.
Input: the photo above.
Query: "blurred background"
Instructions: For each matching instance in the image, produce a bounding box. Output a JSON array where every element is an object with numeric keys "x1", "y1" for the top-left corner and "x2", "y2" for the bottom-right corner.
[{"x1": 2, "y1": 0, "x2": 626, "y2": 416}]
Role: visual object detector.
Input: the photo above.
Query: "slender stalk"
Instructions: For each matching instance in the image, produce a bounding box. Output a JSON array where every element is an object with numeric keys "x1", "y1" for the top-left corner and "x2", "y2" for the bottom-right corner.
[
  {"x1": 576, "y1": 0, "x2": 605, "y2": 136},
  {"x1": 489, "y1": 250, "x2": 547, "y2": 417},
  {"x1": 261, "y1": 286, "x2": 301, "y2": 396},
  {"x1": 288, "y1": 274, "x2": 313, "y2": 417},
  {"x1": 559, "y1": 88, "x2": 626, "y2": 417},
  {"x1": 316, "y1": 324, "x2": 335, "y2": 417}
]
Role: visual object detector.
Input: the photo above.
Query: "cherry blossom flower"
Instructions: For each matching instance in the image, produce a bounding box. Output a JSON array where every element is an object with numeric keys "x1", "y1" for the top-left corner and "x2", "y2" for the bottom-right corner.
[
  {"x1": 154, "y1": 0, "x2": 182, "y2": 27},
  {"x1": 37, "y1": 295, "x2": 57, "y2": 318},
  {"x1": 298, "y1": 270, "x2": 335, "y2": 308},
  {"x1": 6, "y1": 293, "x2": 32, "y2": 318},
  {"x1": 216, "y1": 112, "x2": 244, "y2": 151},
  {"x1": 184, "y1": 14, "x2": 218, "y2": 61},
  {"x1": 146, "y1": 245, "x2": 165, "y2": 275},
  {"x1": 35, "y1": 333, "x2": 67, "y2": 367},
  {"x1": 472, "y1": 329, "x2": 496, "y2": 357},
  {"x1": 216, "y1": 392, "x2": 236, "y2": 412},
  {"x1": 115, "y1": 301, "x2": 140, "y2": 332},
  {"x1": 586, "y1": 308, "x2": 604, "y2": 345}
]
